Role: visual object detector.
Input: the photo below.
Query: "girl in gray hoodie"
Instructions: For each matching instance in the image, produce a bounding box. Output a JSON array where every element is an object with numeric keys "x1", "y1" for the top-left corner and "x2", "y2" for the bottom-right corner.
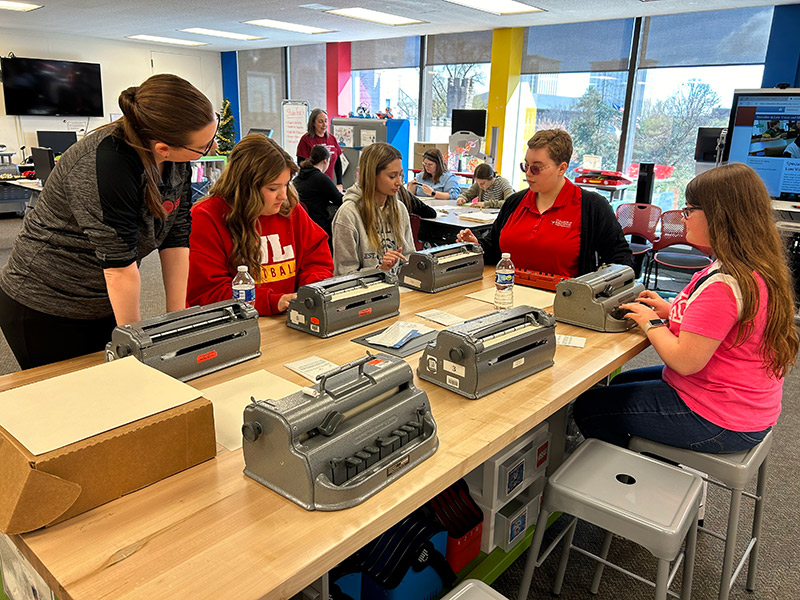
[{"x1": 331, "y1": 143, "x2": 415, "y2": 275}]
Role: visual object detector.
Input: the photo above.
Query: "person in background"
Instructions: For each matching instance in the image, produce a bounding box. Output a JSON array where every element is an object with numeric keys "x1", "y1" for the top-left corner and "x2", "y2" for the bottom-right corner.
[
  {"x1": 407, "y1": 148, "x2": 460, "y2": 200},
  {"x1": 782, "y1": 136, "x2": 800, "y2": 159},
  {"x1": 397, "y1": 184, "x2": 436, "y2": 219},
  {"x1": 332, "y1": 143, "x2": 415, "y2": 275},
  {"x1": 293, "y1": 144, "x2": 343, "y2": 245},
  {"x1": 456, "y1": 129, "x2": 631, "y2": 277},
  {"x1": 296, "y1": 108, "x2": 344, "y2": 191},
  {"x1": 573, "y1": 163, "x2": 798, "y2": 453},
  {"x1": 762, "y1": 120, "x2": 783, "y2": 138},
  {"x1": 187, "y1": 134, "x2": 333, "y2": 316},
  {"x1": 0, "y1": 74, "x2": 216, "y2": 370},
  {"x1": 456, "y1": 163, "x2": 514, "y2": 208}
]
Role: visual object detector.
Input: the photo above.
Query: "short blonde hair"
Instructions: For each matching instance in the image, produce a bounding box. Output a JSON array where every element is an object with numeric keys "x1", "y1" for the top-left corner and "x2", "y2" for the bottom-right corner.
[{"x1": 527, "y1": 129, "x2": 572, "y2": 165}]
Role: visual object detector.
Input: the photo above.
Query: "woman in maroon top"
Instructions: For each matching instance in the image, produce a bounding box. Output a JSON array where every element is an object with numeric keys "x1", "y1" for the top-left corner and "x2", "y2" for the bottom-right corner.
[
  {"x1": 296, "y1": 108, "x2": 344, "y2": 191},
  {"x1": 457, "y1": 129, "x2": 631, "y2": 277}
]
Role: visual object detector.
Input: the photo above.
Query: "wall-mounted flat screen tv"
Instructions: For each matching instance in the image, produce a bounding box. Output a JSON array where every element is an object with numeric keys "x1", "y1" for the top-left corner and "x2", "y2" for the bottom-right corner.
[{"x1": 1, "y1": 57, "x2": 103, "y2": 117}]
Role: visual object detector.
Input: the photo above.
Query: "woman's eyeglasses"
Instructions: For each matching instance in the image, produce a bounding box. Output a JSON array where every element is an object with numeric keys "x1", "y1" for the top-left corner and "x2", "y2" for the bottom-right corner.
[
  {"x1": 175, "y1": 112, "x2": 220, "y2": 156},
  {"x1": 519, "y1": 162, "x2": 553, "y2": 175},
  {"x1": 681, "y1": 206, "x2": 702, "y2": 219}
]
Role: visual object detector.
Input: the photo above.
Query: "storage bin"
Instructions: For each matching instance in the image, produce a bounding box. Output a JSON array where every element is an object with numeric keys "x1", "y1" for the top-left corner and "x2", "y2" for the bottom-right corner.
[
  {"x1": 427, "y1": 478, "x2": 484, "y2": 574},
  {"x1": 440, "y1": 579, "x2": 509, "y2": 599},
  {"x1": 477, "y1": 476, "x2": 545, "y2": 554},
  {"x1": 465, "y1": 422, "x2": 549, "y2": 510}
]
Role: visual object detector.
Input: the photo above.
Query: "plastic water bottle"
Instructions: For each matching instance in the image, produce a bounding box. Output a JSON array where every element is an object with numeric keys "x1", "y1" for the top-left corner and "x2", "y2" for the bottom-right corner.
[
  {"x1": 494, "y1": 253, "x2": 515, "y2": 310},
  {"x1": 232, "y1": 265, "x2": 256, "y2": 307}
]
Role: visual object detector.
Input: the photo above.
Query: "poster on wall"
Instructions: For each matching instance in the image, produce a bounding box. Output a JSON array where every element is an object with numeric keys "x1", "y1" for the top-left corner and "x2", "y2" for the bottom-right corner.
[
  {"x1": 281, "y1": 100, "x2": 309, "y2": 160},
  {"x1": 360, "y1": 129, "x2": 376, "y2": 148},
  {"x1": 335, "y1": 125, "x2": 354, "y2": 148}
]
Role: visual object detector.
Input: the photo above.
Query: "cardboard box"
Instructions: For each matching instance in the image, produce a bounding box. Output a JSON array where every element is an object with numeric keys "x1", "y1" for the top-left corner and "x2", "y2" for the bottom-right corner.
[
  {"x1": 413, "y1": 142, "x2": 449, "y2": 170},
  {"x1": 0, "y1": 397, "x2": 215, "y2": 534}
]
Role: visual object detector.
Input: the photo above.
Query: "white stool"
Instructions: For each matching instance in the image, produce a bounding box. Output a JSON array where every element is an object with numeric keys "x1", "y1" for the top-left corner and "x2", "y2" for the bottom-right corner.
[
  {"x1": 441, "y1": 579, "x2": 509, "y2": 599},
  {"x1": 516, "y1": 439, "x2": 702, "y2": 600},
  {"x1": 629, "y1": 430, "x2": 773, "y2": 600}
]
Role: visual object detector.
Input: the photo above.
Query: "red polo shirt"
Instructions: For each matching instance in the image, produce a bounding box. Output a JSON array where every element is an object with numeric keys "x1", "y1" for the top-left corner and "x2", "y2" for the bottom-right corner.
[{"x1": 499, "y1": 179, "x2": 582, "y2": 277}]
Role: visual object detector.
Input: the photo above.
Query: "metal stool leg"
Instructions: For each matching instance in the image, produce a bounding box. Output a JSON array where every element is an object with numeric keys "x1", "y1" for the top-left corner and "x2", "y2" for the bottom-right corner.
[
  {"x1": 719, "y1": 489, "x2": 743, "y2": 600},
  {"x1": 655, "y1": 559, "x2": 670, "y2": 600},
  {"x1": 590, "y1": 530, "x2": 614, "y2": 594},
  {"x1": 681, "y1": 513, "x2": 699, "y2": 600},
  {"x1": 516, "y1": 508, "x2": 552, "y2": 600},
  {"x1": 552, "y1": 517, "x2": 578, "y2": 596},
  {"x1": 746, "y1": 456, "x2": 769, "y2": 591}
]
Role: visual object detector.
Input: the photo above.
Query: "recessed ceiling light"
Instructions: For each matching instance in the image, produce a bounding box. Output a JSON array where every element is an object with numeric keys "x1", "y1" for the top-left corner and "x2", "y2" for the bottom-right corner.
[
  {"x1": 0, "y1": 1, "x2": 41, "y2": 11},
  {"x1": 127, "y1": 35, "x2": 208, "y2": 47},
  {"x1": 243, "y1": 18, "x2": 333, "y2": 34},
  {"x1": 325, "y1": 7, "x2": 425, "y2": 26},
  {"x1": 180, "y1": 27, "x2": 263, "y2": 41},
  {"x1": 442, "y1": 0, "x2": 542, "y2": 15},
  {"x1": 298, "y1": 2, "x2": 335, "y2": 9}
]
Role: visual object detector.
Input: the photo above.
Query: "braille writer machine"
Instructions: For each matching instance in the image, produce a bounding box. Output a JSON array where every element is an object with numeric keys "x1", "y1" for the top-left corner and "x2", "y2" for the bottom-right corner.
[
  {"x1": 241, "y1": 353, "x2": 439, "y2": 510},
  {"x1": 105, "y1": 299, "x2": 260, "y2": 381},
  {"x1": 553, "y1": 263, "x2": 645, "y2": 332},
  {"x1": 286, "y1": 269, "x2": 400, "y2": 338},
  {"x1": 417, "y1": 305, "x2": 556, "y2": 399},
  {"x1": 398, "y1": 242, "x2": 484, "y2": 292}
]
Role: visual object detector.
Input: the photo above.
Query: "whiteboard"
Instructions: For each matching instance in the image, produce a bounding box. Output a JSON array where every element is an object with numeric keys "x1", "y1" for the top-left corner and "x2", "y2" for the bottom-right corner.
[{"x1": 281, "y1": 100, "x2": 309, "y2": 160}]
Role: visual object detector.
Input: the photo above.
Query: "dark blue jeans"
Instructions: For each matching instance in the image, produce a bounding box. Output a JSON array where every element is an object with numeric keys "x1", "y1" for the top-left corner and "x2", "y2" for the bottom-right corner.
[{"x1": 573, "y1": 366, "x2": 771, "y2": 454}]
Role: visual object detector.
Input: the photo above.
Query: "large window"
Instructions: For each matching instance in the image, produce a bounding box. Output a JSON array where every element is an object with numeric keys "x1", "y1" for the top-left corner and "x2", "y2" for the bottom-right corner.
[
  {"x1": 238, "y1": 48, "x2": 285, "y2": 145},
  {"x1": 289, "y1": 44, "x2": 326, "y2": 113},
  {"x1": 625, "y1": 7, "x2": 773, "y2": 210}
]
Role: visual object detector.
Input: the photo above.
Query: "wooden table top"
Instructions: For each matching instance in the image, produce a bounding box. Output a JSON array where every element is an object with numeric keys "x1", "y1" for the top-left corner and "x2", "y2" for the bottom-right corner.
[{"x1": 2, "y1": 269, "x2": 649, "y2": 600}]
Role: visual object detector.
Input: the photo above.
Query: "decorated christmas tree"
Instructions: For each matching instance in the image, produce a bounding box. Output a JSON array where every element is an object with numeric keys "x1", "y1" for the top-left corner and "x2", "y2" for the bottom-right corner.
[{"x1": 216, "y1": 99, "x2": 237, "y2": 155}]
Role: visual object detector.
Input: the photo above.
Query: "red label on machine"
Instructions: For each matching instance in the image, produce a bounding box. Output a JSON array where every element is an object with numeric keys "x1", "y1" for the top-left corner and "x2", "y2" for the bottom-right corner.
[
  {"x1": 197, "y1": 350, "x2": 218, "y2": 363},
  {"x1": 358, "y1": 308, "x2": 373, "y2": 317}
]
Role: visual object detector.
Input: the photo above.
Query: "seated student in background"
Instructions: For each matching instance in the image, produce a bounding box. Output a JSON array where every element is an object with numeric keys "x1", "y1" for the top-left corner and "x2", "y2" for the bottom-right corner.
[
  {"x1": 573, "y1": 163, "x2": 798, "y2": 453},
  {"x1": 293, "y1": 144, "x2": 343, "y2": 244},
  {"x1": 332, "y1": 143, "x2": 415, "y2": 275},
  {"x1": 782, "y1": 136, "x2": 800, "y2": 158},
  {"x1": 187, "y1": 134, "x2": 333, "y2": 316},
  {"x1": 407, "y1": 148, "x2": 460, "y2": 200},
  {"x1": 296, "y1": 108, "x2": 344, "y2": 191},
  {"x1": 457, "y1": 129, "x2": 632, "y2": 277},
  {"x1": 456, "y1": 163, "x2": 514, "y2": 208}
]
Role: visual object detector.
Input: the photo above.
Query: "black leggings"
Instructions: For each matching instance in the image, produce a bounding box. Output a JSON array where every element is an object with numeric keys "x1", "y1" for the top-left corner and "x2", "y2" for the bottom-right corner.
[{"x1": 0, "y1": 287, "x2": 116, "y2": 370}]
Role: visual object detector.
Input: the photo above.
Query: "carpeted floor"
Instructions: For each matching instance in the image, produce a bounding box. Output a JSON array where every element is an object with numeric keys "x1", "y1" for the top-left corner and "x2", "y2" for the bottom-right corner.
[{"x1": 0, "y1": 213, "x2": 798, "y2": 599}]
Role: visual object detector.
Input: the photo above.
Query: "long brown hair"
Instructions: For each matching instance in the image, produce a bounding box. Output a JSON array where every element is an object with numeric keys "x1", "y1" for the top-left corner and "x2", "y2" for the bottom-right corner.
[
  {"x1": 421, "y1": 148, "x2": 447, "y2": 184},
  {"x1": 307, "y1": 108, "x2": 328, "y2": 137},
  {"x1": 357, "y1": 143, "x2": 404, "y2": 254},
  {"x1": 685, "y1": 162, "x2": 798, "y2": 378},
  {"x1": 101, "y1": 74, "x2": 214, "y2": 219},
  {"x1": 204, "y1": 134, "x2": 299, "y2": 281}
]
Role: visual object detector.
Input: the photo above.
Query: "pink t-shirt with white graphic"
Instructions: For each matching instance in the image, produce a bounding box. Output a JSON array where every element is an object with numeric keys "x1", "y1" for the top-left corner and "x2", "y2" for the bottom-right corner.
[{"x1": 662, "y1": 262, "x2": 782, "y2": 431}]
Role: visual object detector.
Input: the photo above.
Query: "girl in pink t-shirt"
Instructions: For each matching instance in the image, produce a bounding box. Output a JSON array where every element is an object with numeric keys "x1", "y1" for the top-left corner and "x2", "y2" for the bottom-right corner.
[{"x1": 574, "y1": 163, "x2": 798, "y2": 453}]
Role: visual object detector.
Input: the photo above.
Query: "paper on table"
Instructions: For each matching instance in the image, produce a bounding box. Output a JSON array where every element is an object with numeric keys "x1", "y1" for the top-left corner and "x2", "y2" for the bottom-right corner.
[
  {"x1": 459, "y1": 211, "x2": 495, "y2": 223},
  {"x1": 201, "y1": 370, "x2": 301, "y2": 451},
  {"x1": 416, "y1": 309, "x2": 465, "y2": 326},
  {"x1": 0, "y1": 357, "x2": 201, "y2": 456},
  {"x1": 285, "y1": 356, "x2": 339, "y2": 383},
  {"x1": 466, "y1": 286, "x2": 555, "y2": 309},
  {"x1": 556, "y1": 334, "x2": 587, "y2": 348},
  {"x1": 367, "y1": 321, "x2": 435, "y2": 348}
]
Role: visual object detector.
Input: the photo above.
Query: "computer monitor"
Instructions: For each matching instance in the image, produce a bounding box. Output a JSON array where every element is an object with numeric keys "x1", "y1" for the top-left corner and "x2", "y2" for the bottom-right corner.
[
  {"x1": 31, "y1": 147, "x2": 55, "y2": 184},
  {"x1": 36, "y1": 131, "x2": 78, "y2": 157},
  {"x1": 722, "y1": 88, "x2": 800, "y2": 199},
  {"x1": 247, "y1": 128, "x2": 273, "y2": 138},
  {"x1": 451, "y1": 109, "x2": 486, "y2": 138},
  {"x1": 694, "y1": 127, "x2": 724, "y2": 162}
]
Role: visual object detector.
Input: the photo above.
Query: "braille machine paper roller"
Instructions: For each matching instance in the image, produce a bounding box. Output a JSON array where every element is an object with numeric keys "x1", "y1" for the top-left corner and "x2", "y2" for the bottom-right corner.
[
  {"x1": 286, "y1": 269, "x2": 400, "y2": 338},
  {"x1": 417, "y1": 305, "x2": 556, "y2": 399},
  {"x1": 241, "y1": 352, "x2": 439, "y2": 511},
  {"x1": 552, "y1": 263, "x2": 645, "y2": 332},
  {"x1": 105, "y1": 299, "x2": 261, "y2": 381},
  {"x1": 398, "y1": 242, "x2": 484, "y2": 292}
]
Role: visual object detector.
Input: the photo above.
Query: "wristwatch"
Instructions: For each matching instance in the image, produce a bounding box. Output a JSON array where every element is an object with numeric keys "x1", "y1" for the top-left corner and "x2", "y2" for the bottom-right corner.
[{"x1": 642, "y1": 318, "x2": 667, "y2": 334}]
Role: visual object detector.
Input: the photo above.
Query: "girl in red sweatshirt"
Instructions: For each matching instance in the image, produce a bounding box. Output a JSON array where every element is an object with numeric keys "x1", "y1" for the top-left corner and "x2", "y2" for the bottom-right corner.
[{"x1": 187, "y1": 134, "x2": 333, "y2": 316}]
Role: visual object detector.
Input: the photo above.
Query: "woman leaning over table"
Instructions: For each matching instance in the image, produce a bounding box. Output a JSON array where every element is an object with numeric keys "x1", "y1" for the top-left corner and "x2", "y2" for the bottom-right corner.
[
  {"x1": 574, "y1": 163, "x2": 798, "y2": 453},
  {"x1": 0, "y1": 74, "x2": 216, "y2": 370},
  {"x1": 456, "y1": 163, "x2": 514, "y2": 208},
  {"x1": 456, "y1": 129, "x2": 632, "y2": 277},
  {"x1": 187, "y1": 135, "x2": 333, "y2": 316},
  {"x1": 332, "y1": 143, "x2": 415, "y2": 275},
  {"x1": 407, "y1": 148, "x2": 461, "y2": 201}
]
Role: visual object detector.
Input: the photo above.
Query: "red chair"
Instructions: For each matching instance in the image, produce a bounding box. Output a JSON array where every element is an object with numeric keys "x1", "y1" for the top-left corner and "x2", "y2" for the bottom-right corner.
[
  {"x1": 644, "y1": 210, "x2": 713, "y2": 289},
  {"x1": 615, "y1": 202, "x2": 662, "y2": 258},
  {"x1": 409, "y1": 213, "x2": 424, "y2": 251}
]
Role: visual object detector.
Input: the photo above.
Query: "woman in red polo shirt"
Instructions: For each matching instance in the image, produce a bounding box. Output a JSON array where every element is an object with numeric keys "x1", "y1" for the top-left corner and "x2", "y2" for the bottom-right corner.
[{"x1": 457, "y1": 129, "x2": 631, "y2": 277}]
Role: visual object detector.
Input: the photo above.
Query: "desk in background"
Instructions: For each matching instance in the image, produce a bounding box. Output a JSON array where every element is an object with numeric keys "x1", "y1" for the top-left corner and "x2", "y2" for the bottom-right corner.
[
  {"x1": 3, "y1": 270, "x2": 649, "y2": 600},
  {"x1": 0, "y1": 178, "x2": 39, "y2": 215},
  {"x1": 417, "y1": 198, "x2": 498, "y2": 246}
]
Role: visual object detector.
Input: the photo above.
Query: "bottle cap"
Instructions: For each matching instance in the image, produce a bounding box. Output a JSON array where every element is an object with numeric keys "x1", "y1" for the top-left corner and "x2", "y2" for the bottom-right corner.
[
  {"x1": 237, "y1": 265, "x2": 248, "y2": 272},
  {"x1": 501, "y1": 252, "x2": 511, "y2": 259}
]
